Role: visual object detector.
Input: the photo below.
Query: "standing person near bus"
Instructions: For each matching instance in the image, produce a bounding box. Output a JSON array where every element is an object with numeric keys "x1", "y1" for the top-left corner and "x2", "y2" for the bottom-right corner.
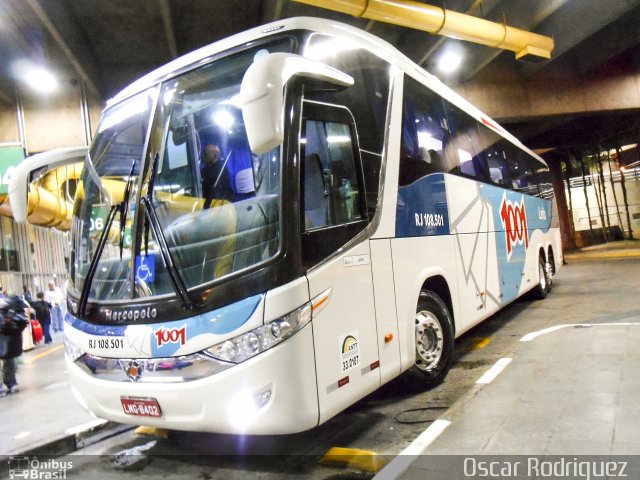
[
  {"x1": 0, "y1": 296, "x2": 29, "y2": 396},
  {"x1": 32, "y1": 292, "x2": 52, "y2": 344},
  {"x1": 44, "y1": 280, "x2": 64, "y2": 333}
]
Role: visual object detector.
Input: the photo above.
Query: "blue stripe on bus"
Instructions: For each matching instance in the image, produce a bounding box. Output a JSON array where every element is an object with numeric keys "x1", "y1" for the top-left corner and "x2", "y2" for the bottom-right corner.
[
  {"x1": 393, "y1": 173, "x2": 552, "y2": 305},
  {"x1": 480, "y1": 184, "x2": 552, "y2": 304},
  {"x1": 396, "y1": 173, "x2": 450, "y2": 237},
  {"x1": 65, "y1": 294, "x2": 263, "y2": 356},
  {"x1": 150, "y1": 294, "x2": 263, "y2": 356}
]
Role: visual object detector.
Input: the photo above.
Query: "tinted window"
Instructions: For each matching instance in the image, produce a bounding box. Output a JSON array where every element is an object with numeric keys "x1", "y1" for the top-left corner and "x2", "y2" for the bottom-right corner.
[
  {"x1": 400, "y1": 76, "x2": 455, "y2": 186},
  {"x1": 305, "y1": 34, "x2": 391, "y2": 154},
  {"x1": 303, "y1": 119, "x2": 362, "y2": 229},
  {"x1": 537, "y1": 166, "x2": 554, "y2": 199},
  {"x1": 300, "y1": 102, "x2": 368, "y2": 268},
  {"x1": 443, "y1": 100, "x2": 490, "y2": 182},
  {"x1": 304, "y1": 35, "x2": 390, "y2": 220}
]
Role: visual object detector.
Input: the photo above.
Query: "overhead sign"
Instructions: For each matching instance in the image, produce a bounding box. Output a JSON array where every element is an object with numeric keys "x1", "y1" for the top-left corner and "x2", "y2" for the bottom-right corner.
[{"x1": 0, "y1": 146, "x2": 25, "y2": 195}]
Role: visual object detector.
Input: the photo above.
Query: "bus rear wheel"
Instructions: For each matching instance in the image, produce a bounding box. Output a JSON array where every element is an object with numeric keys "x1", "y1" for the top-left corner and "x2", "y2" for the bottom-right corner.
[
  {"x1": 532, "y1": 256, "x2": 551, "y2": 300},
  {"x1": 412, "y1": 290, "x2": 454, "y2": 388}
]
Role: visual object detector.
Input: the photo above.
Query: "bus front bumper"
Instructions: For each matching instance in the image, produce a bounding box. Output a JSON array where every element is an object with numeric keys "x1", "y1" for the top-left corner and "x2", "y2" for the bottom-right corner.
[{"x1": 66, "y1": 324, "x2": 319, "y2": 435}]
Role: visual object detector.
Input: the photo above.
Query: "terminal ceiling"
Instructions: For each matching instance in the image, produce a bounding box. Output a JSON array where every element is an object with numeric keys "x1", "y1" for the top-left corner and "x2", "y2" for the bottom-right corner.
[{"x1": 2, "y1": 0, "x2": 640, "y2": 154}]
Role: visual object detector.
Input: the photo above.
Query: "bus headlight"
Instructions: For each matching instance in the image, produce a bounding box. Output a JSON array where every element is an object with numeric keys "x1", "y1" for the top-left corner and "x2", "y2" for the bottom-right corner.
[{"x1": 206, "y1": 303, "x2": 312, "y2": 363}]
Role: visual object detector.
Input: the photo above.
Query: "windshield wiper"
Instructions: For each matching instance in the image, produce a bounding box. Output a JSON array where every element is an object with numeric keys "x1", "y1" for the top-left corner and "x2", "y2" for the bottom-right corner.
[
  {"x1": 140, "y1": 199, "x2": 195, "y2": 310},
  {"x1": 78, "y1": 158, "x2": 138, "y2": 315},
  {"x1": 78, "y1": 203, "x2": 120, "y2": 316},
  {"x1": 140, "y1": 152, "x2": 195, "y2": 310},
  {"x1": 118, "y1": 161, "x2": 137, "y2": 258},
  {"x1": 142, "y1": 152, "x2": 159, "y2": 254}
]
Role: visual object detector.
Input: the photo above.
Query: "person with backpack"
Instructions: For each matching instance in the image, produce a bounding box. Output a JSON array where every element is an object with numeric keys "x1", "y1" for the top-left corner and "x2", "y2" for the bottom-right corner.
[
  {"x1": 0, "y1": 295, "x2": 30, "y2": 396},
  {"x1": 32, "y1": 291, "x2": 52, "y2": 344}
]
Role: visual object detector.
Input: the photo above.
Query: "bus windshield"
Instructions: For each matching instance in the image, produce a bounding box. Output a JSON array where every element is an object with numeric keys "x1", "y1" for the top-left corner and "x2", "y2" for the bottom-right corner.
[{"x1": 70, "y1": 38, "x2": 292, "y2": 303}]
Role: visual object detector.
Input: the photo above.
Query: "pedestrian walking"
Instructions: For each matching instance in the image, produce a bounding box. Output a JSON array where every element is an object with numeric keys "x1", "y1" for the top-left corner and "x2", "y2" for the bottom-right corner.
[
  {"x1": 44, "y1": 280, "x2": 64, "y2": 333},
  {"x1": 0, "y1": 295, "x2": 30, "y2": 396},
  {"x1": 32, "y1": 292, "x2": 53, "y2": 344}
]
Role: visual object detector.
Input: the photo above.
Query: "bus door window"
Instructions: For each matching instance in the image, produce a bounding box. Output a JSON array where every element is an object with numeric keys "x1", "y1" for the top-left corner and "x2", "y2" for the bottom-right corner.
[
  {"x1": 303, "y1": 119, "x2": 361, "y2": 227},
  {"x1": 537, "y1": 166, "x2": 554, "y2": 199},
  {"x1": 300, "y1": 102, "x2": 367, "y2": 268}
]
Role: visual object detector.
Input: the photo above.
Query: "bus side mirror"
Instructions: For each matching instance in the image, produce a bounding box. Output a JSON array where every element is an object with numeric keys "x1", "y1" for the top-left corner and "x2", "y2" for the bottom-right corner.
[
  {"x1": 240, "y1": 52, "x2": 353, "y2": 155},
  {"x1": 8, "y1": 146, "x2": 88, "y2": 223}
]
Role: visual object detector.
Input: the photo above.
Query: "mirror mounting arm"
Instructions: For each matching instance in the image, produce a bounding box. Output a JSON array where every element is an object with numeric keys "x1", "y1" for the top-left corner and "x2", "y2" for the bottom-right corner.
[{"x1": 240, "y1": 52, "x2": 353, "y2": 155}]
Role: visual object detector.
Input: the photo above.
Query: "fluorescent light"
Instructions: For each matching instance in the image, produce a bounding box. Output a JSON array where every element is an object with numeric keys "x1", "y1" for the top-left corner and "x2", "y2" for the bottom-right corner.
[
  {"x1": 326, "y1": 135, "x2": 351, "y2": 144},
  {"x1": 12, "y1": 59, "x2": 59, "y2": 93},
  {"x1": 437, "y1": 52, "x2": 463, "y2": 73},
  {"x1": 213, "y1": 110, "x2": 234, "y2": 129}
]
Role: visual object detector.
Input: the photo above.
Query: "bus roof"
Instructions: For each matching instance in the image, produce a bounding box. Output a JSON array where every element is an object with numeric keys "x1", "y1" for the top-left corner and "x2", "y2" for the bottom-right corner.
[
  {"x1": 107, "y1": 16, "x2": 545, "y2": 165},
  {"x1": 107, "y1": 17, "x2": 398, "y2": 107}
]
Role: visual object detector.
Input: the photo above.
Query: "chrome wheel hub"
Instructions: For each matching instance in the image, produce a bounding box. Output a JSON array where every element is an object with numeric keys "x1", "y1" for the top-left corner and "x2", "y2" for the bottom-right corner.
[{"x1": 415, "y1": 310, "x2": 443, "y2": 372}]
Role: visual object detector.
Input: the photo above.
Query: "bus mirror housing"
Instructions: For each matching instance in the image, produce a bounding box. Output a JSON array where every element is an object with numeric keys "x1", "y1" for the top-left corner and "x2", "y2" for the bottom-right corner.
[
  {"x1": 9, "y1": 146, "x2": 88, "y2": 224},
  {"x1": 240, "y1": 52, "x2": 353, "y2": 155}
]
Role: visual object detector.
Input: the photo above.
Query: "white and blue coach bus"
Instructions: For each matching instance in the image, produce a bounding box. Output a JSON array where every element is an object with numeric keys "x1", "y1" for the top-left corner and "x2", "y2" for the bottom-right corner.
[{"x1": 54, "y1": 17, "x2": 562, "y2": 433}]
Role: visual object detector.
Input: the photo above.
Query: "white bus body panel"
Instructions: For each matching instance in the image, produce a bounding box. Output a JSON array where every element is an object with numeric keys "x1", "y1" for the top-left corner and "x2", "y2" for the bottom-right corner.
[
  {"x1": 263, "y1": 277, "x2": 310, "y2": 327},
  {"x1": 369, "y1": 238, "x2": 401, "y2": 384},
  {"x1": 67, "y1": 323, "x2": 319, "y2": 434},
  {"x1": 390, "y1": 235, "x2": 458, "y2": 371},
  {"x1": 447, "y1": 177, "x2": 506, "y2": 333},
  {"x1": 306, "y1": 240, "x2": 380, "y2": 425}
]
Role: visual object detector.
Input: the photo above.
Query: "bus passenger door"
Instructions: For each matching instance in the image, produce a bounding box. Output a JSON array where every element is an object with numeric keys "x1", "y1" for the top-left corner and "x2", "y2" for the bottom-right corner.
[{"x1": 301, "y1": 101, "x2": 381, "y2": 424}]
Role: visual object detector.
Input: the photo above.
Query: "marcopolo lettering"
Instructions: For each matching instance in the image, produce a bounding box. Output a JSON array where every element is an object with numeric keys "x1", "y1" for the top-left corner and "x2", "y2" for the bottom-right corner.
[{"x1": 104, "y1": 307, "x2": 158, "y2": 322}]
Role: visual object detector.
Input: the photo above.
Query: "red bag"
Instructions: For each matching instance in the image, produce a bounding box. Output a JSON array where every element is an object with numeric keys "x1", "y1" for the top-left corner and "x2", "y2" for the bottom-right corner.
[{"x1": 31, "y1": 319, "x2": 43, "y2": 343}]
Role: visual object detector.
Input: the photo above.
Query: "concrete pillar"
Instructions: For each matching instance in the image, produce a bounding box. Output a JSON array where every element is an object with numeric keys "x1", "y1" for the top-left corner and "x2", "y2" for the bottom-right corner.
[{"x1": 546, "y1": 153, "x2": 576, "y2": 252}]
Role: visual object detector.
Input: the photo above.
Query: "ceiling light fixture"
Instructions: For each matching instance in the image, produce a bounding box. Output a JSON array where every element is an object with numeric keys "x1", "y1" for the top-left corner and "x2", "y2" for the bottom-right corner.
[
  {"x1": 437, "y1": 52, "x2": 462, "y2": 73},
  {"x1": 12, "y1": 59, "x2": 59, "y2": 93}
]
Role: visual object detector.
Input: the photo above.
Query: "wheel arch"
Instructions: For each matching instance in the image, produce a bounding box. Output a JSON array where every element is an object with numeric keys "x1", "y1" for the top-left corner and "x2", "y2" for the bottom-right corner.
[
  {"x1": 421, "y1": 275, "x2": 455, "y2": 334},
  {"x1": 538, "y1": 245, "x2": 547, "y2": 263}
]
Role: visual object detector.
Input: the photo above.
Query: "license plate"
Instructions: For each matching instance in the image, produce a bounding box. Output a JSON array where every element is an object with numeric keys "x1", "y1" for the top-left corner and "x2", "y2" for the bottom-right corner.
[{"x1": 120, "y1": 396, "x2": 162, "y2": 417}]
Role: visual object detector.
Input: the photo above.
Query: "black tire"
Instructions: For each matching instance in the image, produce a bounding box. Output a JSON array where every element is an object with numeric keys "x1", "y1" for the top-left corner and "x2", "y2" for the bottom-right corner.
[
  {"x1": 532, "y1": 256, "x2": 550, "y2": 300},
  {"x1": 411, "y1": 290, "x2": 454, "y2": 388}
]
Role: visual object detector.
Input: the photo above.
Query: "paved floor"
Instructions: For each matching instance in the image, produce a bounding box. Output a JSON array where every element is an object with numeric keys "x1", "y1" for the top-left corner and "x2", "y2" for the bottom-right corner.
[
  {"x1": 2, "y1": 240, "x2": 640, "y2": 479},
  {"x1": 377, "y1": 240, "x2": 640, "y2": 479},
  {"x1": 0, "y1": 330, "x2": 99, "y2": 456}
]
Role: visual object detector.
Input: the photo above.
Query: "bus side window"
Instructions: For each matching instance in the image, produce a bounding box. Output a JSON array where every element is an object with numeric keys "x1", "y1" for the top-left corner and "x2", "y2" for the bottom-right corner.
[
  {"x1": 505, "y1": 146, "x2": 541, "y2": 197},
  {"x1": 400, "y1": 75, "x2": 452, "y2": 186},
  {"x1": 537, "y1": 167, "x2": 554, "y2": 199},
  {"x1": 443, "y1": 100, "x2": 491, "y2": 183},
  {"x1": 305, "y1": 34, "x2": 392, "y2": 219}
]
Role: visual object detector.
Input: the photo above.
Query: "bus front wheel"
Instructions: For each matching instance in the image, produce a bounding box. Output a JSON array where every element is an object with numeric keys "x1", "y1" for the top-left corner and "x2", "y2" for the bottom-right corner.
[{"x1": 412, "y1": 290, "x2": 454, "y2": 388}]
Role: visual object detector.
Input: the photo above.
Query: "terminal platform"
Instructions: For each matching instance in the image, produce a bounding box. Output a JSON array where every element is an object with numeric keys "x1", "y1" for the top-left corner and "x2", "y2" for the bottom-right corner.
[{"x1": 1, "y1": 241, "x2": 639, "y2": 480}]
